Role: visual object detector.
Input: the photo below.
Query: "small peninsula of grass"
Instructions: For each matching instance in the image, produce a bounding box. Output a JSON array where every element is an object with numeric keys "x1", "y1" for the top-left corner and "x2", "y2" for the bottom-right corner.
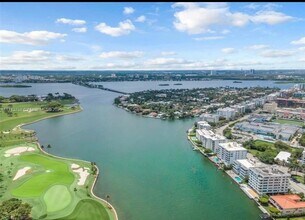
[{"x1": 0, "y1": 95, "x2": 117, "y2": 220}]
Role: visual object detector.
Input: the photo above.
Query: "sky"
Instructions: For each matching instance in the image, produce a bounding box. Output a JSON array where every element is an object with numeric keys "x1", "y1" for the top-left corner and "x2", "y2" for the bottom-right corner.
[{"x1": 0, "y1": 2, "x2": 305, "y2": 70}]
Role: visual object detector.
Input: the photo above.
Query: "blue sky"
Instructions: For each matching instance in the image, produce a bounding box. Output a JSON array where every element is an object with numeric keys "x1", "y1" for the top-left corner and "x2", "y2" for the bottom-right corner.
[{"x1": 0, "y1": 2, "x2": 305, "y2": 70}]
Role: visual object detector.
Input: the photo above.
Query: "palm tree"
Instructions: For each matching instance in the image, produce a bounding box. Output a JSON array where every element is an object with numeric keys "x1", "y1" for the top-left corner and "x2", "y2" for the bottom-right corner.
[{"x1": 74, "y1": 188, "x2": 77, "y2": 193}]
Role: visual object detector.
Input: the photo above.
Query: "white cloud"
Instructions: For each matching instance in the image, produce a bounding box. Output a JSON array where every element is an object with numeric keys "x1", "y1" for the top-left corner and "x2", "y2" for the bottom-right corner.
[
  {"x1": 298, "y1": 47, "x2": 305, "y2": 52},
  {"x1": 99, "y1": 51, "x2": 144, "y2": 59},
  {"x1": 221, "y1": 29, "x2": 230, "y2": 34},
  {"x1": 0, "y1": 30, "x2": 67, "y2": 45},
  {"x1": 123, "y1": 7, "x2": 135, "y2": 15},
  {"x1": 72, "y1": 27, "x2": 87, "y2": 33},
  {"x1": 56, "y1": 18, "x2": 86, "y2": 26},
  {"x1": 135, "y1": 15, "x2": 146, "y2": 23},
  {"x1": 145, "y1": 57, "x2": 189, "y2": 66},
  {"x1": 172, "y1": 3, "x2": 294, "y2": 35},
  {"x1": 1, "y1": 50, "x2": 52, "y2": 65},
  {"x1": 160, "y1": 51, "x2": 177, "y2": 56},
  {"x1": 260, "y1": 49, "x2": 296, "y2": 57},
  {"x1": 251, "y1": 10, "x2": 293, "y2": 25},
  {"x1": 221, "y1": 48, "x2": 236, "y2": 54},
  {"x1": 299, "y1": 58, "x2": 305, "y2": 62},
  {"x1": 291, "y1": 37, "x2": 305, "y2": 45},
  {"x1": 194, "y1": 36, "x2": 224, "y2": 41},
  {"x1": 95, "y1": 20, "x2": 135, "y2": 37},
  {"x1": 248, "y1": 44, "x2": 270, "y2": 50},
  {"x1": 56, "y1": 55, "x2": 85, "y2": 62}
]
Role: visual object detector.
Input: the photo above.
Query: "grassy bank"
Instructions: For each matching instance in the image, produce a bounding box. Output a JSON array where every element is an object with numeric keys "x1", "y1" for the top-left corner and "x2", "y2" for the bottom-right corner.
[{"x1": 0, "y1": 101, "x2": 117, "y2": 220}]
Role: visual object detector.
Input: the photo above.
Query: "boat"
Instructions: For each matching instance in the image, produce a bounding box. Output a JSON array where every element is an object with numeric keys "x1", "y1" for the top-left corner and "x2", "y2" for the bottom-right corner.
[
  {"x1": 158, "y1": 83, "x2": 170, "y2": 86},
  {"x1": 233, "y1": 81, "x2": 242, "y2": 83},
  {"x1": 173, "y1": 83, "x2": 183, "y2": 85}
]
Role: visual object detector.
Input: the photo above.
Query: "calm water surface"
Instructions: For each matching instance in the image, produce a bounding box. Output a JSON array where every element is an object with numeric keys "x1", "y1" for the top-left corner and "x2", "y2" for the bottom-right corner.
[{"x1": 0, "y1": 81, "x2": 294, "y2": 220}]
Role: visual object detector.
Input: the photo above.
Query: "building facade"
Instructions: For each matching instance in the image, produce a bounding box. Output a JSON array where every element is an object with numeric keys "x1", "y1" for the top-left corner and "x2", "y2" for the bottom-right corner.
[
  {"x1": 217, "y1": 142, "x2": 247, "y2": 166},
  {"x1": 248, "y1": 166, "x2": 290, "y2": 195}
]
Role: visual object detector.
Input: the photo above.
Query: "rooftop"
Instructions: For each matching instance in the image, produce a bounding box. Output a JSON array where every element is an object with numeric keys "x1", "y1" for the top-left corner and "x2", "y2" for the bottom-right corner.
[
  {"x1": 275, "y1": 151, "x2": 291, "y2": 162},
  {"x1": 271, "y1": 194, "x2": 305, "y2": 209},
  {"x1": 250, "y1": 166, "x2": 290, "y2": 177},
  {"x1": 236, "y1": 159, "x2": 255, "y2": 169},
  {"x1": 219, "y1": 142, "x2": 246, "y2": 151}
]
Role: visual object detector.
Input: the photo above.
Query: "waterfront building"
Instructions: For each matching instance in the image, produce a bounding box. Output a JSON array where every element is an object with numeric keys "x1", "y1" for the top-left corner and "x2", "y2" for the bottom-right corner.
[
  {"x1": 200, "y1": 113, "x2": 219, "y2": 123},
  {"x1": 217, "y1": 142, "x2": 247, "y2": 166},
  {"x1": 196, "y1": 129, "x2": 226, "y2": 153},
  {"x1": 270, "y1": 194, "x2": 305, "y2": 216},
  {"x1": 263, "y1": 102, "x2": 278, "y2": 113},
  {"x1": 233, "y1": 159, "x2": 256, "y2": 180},
  {"x1": 248, "y1": 166, "x2": 290, "y2": 195},
  {"x1": 197, "y1": 121, "x2": 211, "y2": 130},
  {"x1": 274, "y1": 151, "x2": 291, "y2": 163},
  {"x1": 217, "y1": 107, "x2": 236, "y2": 120}
]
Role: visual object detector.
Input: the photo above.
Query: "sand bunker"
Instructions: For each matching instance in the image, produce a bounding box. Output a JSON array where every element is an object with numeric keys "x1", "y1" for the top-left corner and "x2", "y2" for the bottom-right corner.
[
  {"x1": 71, "y1": 164, "x2": 90, "y2": 186},
  {"x1": 13, "y1": 167, "x2": 31, "y2": 181},
  {"x1": 4, "y1": 146, "x2": 35, "y2": 157},
  {"x1": 71, "y1": 163, "x2": 80, "y2": 169}
]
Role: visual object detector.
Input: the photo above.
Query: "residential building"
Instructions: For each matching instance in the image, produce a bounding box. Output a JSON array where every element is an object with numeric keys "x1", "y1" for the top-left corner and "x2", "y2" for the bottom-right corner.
[
  {"x1": 217, "y1": 107, "x2": 236, "y2": 120},
  {"x1": 233, "y1": 159, "x2": 255, "y2": 180},
  {"x1": 196, "y1": 129, "x2": 226, "y2": 153},
  {"x1": 232, "y1": 105, "x2": 246, "y2": 114},
  {"x1": 276, "y1": 108, "x2": 305, "y2": 121},
  {"x1": 270, "y1": 194, "x2": 305, "y2": 216},
  {"x1": 217, "y1": 142, "x2": 247, "y2": 166},
  {"x1": 200, "y1": 113, "x2": 219, "y2": 123},
  {"x1": 197, "y1": 121, "x2": 211, "y2": 130},
  {"x1": 248, "y1": 166, "x2": 290, "y2": 195},
  {"x1": 263, "y1": 102, "x2": 278, "y2": 113}
]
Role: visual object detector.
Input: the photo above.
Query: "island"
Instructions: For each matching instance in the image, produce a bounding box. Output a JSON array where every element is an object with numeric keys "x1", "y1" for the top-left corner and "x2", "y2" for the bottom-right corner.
[
  {"x1": 114, "y1": 87, "x2": 279, "y2": 120},
  {"x1": 0, "y1": 93, "x2": 117, "y2": 220}
]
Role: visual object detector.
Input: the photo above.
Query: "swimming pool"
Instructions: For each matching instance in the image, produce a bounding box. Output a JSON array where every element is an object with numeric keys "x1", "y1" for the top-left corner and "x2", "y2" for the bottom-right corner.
[{"x1": 234, "y1": 176, "x2": 242, "y2": 183}]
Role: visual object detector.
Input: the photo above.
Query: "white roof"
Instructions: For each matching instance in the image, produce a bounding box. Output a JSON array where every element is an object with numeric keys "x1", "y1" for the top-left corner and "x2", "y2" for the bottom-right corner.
[
  {"x1": 236, "y1": 159, "x2": 255, "y2": 169},
  {"x1": 219, "y1": 142, "x2": 247, "y2": 151},
  {"x1": 275, "y1": 151, "x2": 291, "y2": 162}
]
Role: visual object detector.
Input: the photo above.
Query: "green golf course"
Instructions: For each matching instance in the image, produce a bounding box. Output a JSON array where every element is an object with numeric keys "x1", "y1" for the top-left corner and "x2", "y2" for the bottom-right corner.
[{"x1": 0, "y1": 101, "x2": 117, "y2": 220}]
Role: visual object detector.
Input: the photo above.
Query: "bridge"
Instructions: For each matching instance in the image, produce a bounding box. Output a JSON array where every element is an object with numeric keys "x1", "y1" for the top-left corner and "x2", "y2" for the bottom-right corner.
[{"x1": 72, "y1": 81, "x2": 129, "y2": 95}]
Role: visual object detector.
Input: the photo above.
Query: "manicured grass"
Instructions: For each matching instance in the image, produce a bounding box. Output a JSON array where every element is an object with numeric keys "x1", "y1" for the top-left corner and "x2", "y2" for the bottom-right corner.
[
  {"x1": 11, "y1": 154, "x2": 74, "y2": 197},
  {"x1": 274, "y1": 119, "x2": 304, "y2": 126},
  {"x1": 254, "y1": 140, "x2": 274, "y2": 148},
  {"x1": 44, "y1": 185, "x2": 72, "y2": 212},
  {"x1": 0, "y1": 102, "x2": 80, "y2": 131},
  {"x1": 57, "y1": 199, "x2": 110, "y2": 220}
]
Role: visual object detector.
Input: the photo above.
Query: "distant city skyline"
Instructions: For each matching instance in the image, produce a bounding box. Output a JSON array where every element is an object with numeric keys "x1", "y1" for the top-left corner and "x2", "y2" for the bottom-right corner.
[{"x1": 0, "y1": 2, "x2": 305, "y2": 70}]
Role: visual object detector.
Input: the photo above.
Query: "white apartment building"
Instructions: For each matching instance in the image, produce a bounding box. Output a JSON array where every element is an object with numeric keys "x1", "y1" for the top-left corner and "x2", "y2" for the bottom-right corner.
[
  {"x1": 217, "y1": 142, "x2": 247, "y2": 166},
  {"x1": 248, "y1": 166, "x2": 290, "y2": 195},
  {"x1": 196, "y1": 129, "x2": 226, "y2": 153},
  {"x1": 233, "y1": 159, "x2": 255, "y2": 179},
  {"x1": 197, "y1": 121, "x2": 211, "y2": 130},
  {"x1": 232, "y1": 105, "x2": 246, "y2": 114},
  {"x1": 200, "y1": 113, "x2": 219, "y2": 123},
  {"x1": 217, "y1": 107, "x2": 236, "y2": 120}
]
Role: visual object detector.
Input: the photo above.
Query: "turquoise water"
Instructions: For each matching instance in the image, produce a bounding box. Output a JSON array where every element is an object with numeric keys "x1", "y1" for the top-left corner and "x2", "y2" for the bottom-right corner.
[
  {"x1": 1, "y1": 80, "x2": 294, "y2": 220},
  {"x1": 235, "y1": 176, "x2": 242, "y2": 183}
]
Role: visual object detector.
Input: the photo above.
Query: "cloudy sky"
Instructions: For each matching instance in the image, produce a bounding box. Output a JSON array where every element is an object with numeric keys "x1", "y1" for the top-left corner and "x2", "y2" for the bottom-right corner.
[{"x1": 1, "y1": 2, "x2": 305, "y2": 70}]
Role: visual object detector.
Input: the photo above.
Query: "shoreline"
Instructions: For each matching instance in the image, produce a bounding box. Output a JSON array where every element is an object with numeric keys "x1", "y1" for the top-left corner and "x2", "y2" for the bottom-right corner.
[
  {"x1": 187, "y1": 130, "x2": 271, "y2": 218},
  {"x1": 9, "y1": 105, "x2": 118, "y2": 220}
]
